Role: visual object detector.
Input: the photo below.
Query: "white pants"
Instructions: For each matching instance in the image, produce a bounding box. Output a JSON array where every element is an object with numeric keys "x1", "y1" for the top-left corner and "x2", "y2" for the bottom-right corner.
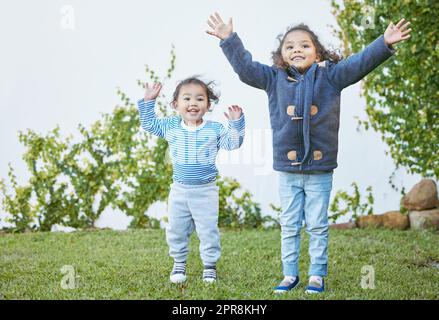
[{"x1": 166, "y1": 181, "x2": 221, "y2": 266}]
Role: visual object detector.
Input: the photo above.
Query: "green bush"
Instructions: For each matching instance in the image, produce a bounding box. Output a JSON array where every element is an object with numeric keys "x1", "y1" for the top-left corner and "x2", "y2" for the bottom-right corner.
[
  {"x1": 331, "y1": 0, "x2": 438, "y2": 179},
  {"x1": 0, "y1": 166, "x2": 35, "y2": 233},
  {"x1": 329, "y1": 182, "x2": 374, "y2": 223},
  {"x1": 218, "y1": 176, "x2": 279, "y2": 229},
  {"x1": 0, "y1": 48, "x2": 275, "y2": 232}
]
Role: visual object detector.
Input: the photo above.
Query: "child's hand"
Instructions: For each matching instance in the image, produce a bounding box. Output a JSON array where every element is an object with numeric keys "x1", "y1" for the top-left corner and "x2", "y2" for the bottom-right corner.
[
  {"x1": 224, "y1": 105, "x2": 242, "y2": 120},
  {"x1": 384, "y1": 18, "x2": 411, "y2": 46},
  {"x1": 206, "y1": 12, "x2": 233, "y2": 40},
  {"x1": 144, "y1": 82, "x2": 162, "y2": 101}
]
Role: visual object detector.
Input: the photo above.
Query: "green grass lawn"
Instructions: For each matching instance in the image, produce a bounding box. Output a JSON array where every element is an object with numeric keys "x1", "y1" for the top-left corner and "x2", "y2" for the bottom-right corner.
[{"x1": 0, "y1": 228, "x2": 438, "y2": 299}]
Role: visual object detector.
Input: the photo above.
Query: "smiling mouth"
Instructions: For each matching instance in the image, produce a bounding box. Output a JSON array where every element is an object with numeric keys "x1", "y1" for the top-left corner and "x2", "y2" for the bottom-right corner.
[{"x1": 292, "y1": 57, "x2": 305, "y2": 62}]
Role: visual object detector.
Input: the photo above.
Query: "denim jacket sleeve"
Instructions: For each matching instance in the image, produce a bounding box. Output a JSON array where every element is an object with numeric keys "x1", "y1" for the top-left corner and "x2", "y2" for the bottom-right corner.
[
  {"x1": 220, "y1": 32, "x2": 276, "y2": 92},
  {"x1": 326, "y1": 35, "x2": 396, "y2": 91}
]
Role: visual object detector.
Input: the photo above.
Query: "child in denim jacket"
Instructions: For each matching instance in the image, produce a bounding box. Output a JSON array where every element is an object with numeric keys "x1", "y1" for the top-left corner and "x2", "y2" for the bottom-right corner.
[{"x1": 207, "y1": 13, "x2": 411, "y2": 293}]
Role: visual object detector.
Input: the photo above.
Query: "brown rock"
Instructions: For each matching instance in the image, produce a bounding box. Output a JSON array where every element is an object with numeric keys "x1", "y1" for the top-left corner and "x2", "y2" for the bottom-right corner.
[
  {"x1": 330, "y1": 222, "x2": 357, "y2": 230},
  {"x1": 381, "y1": 211, "x2": 409, "y2": 230},
  {"x1": 409, "y1": 209, "x2": 439, "y2": 230},
  {"x1": 402, "y1": 179, "x2": 439, "y2": 211},
  {"x1": 356, "y1": 215, "x2": 383, "y2": 228}
]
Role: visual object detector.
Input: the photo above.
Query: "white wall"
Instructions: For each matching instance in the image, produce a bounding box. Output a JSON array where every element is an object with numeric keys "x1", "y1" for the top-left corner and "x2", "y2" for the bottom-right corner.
[{"x1": 0, "y1": 0, "x2": 422, "y2": 229}]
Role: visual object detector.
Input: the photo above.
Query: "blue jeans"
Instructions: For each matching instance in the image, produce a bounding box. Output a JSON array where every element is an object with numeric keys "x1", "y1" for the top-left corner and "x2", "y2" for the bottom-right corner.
[
  {"x1": 278, "y1": 171, "x2": 333, "y2": 277},
  {"x1": 166, "y1": 181, "x2": 221, "y2": 266}
]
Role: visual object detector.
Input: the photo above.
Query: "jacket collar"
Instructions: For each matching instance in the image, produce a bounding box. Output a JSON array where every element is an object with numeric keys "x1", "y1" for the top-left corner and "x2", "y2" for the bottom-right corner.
[
  {"x1": 287, "y1": 65, "x2": 302, "y2": 80},
  {"x1": 287, "y1": 63, "x2": 319, "y2": 80}
]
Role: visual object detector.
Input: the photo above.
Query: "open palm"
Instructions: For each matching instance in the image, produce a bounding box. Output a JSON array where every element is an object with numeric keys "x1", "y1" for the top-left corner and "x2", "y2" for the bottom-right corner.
[
  {"x1": 144, "y1": 82, "x2": 162, "y2": 101},
  {"x1": 384, "y1": 18, "x2": 411, "y2": 46},
  {"x1": 206, "y1": 12, "x2": 233, "y2": 40},
  {"x1": 224, "y1": 105, "x2": 242, "y2": 120}
]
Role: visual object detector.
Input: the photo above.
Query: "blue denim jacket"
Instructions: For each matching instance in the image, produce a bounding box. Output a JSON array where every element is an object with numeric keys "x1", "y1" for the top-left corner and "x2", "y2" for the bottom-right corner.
[{"x1": 220, "y1": 32, "x2": 395, "y2": 173}]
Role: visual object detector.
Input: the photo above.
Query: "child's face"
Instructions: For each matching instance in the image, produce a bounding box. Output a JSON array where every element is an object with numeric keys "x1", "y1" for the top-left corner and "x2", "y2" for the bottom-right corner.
[
  {"x1": 173, "y1": 84, "x2": 210, "y2": 125},
  {"x1": 281, "y1": 30, "x2": 319, "y2": 73}
]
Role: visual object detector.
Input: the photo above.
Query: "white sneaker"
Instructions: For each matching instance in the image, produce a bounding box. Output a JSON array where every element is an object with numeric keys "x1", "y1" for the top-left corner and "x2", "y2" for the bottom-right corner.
[
  {"x1": 202, "y1": 266, "x2": 217, "y2": 283},
  {"x1": 170, "y1": 273, "x2": 187, "y2": 283},
  {"x1": 170, "y1": 262, "x2": 187, "y2": 283}
]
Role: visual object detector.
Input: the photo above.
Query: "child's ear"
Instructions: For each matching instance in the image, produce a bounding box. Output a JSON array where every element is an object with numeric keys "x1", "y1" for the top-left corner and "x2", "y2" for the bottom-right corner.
[{"x1": 171, "y1": 101, "x2": 177, "y2": 109}]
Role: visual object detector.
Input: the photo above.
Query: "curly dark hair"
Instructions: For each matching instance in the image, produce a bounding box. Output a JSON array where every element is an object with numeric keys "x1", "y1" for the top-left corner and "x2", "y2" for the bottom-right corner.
[
  {"x1": 172, "y1": 76, "x2": 220, "y2": 106},
  {"x1": 271, "y1": 24, "x2": 343, "y2": 69}
]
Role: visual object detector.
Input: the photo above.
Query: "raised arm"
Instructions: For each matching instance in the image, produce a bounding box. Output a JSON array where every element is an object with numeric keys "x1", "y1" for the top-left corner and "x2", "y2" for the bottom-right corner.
[
  {"x1": 137, "y1": 83, "x2": 172, "y2": 138},
  {"x1": 218, "y1": 105, "x2": 245, "y2": 150},
  {"x1": 327, "y1": 18, "x2": 412, "y2": 90},
  {"x1": 206, "y1": 12, "x2": 275, "y2": 91}
]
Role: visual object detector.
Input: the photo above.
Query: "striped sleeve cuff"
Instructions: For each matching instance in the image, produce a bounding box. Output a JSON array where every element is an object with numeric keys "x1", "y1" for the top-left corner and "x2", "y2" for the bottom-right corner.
[
  {"x1": 137, "y1": 98, "x2": 155, "y2": 108},
  {"x1": 228, "y1": 113, "x2": 245, "y2": 131}
]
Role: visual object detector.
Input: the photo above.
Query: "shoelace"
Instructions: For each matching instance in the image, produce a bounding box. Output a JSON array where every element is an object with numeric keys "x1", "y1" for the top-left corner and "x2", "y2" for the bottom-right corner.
[
  {"x1": 171, "y1": 263, "x2": 186, "y2": 275},
  {"x1": 203, "y1": 268, "x2": 217, "y2": 280}
]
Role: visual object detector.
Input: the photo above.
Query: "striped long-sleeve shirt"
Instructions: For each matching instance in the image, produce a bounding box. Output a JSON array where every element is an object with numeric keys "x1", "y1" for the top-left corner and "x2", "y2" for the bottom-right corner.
[{"x1": 138, "y1": 99, "x2": 245, "y2": 185}]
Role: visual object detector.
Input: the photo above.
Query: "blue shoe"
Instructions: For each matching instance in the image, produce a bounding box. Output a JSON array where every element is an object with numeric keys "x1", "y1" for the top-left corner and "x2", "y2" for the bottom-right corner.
[
  {"x1": 274, "y1": 276, "x2": 300, "y2": 294},
  {"x1": 305, "y1": 277, "x2": 325, "y2": 294}
]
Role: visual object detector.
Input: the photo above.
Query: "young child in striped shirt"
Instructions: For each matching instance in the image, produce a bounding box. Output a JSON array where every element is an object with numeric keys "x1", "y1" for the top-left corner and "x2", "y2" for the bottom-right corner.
[{"x1": 137, "y1": 77, "x2": 245, "y2": 283}]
